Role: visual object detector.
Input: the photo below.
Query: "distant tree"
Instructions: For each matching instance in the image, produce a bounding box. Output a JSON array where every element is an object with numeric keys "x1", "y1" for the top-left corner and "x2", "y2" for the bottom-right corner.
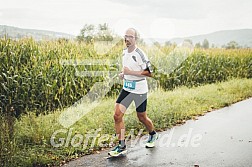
[
  {"x1": 57, "y1": 38, "x2": 69, "y2": 43},
  {"x1": 226, "y1": 41, "x2": 240, "y2": 49},
  {"x1": 165, "y1": 41, "x2": 178, "y2": 48},
  {"x1": 76, "y1": 24, "x2": 95, "y2": 43},
  {"x1": 184, "y1": 39, "x2": 193, "y2": 45},
  {"x1": 16, "y1": 33, "x2": 22, "y2": 39},
  {"x1": 195, "y1": 42, "x2": 201, "y2": 48},
  {"x1": 243, "y1": 45, "x2": 249, "y2": 49},
  {"x1": 136, "y1": 38, "x2": 146, "y2": 46},
  {"x1": 164, "y1": 41, "x2": 172, "y2": 46},
  {"x1": 77, "y1": 23, "x2": 118, "y2": 44},
  {"x1": 202, "y1": 39, "x2": 209, "y2": 49},
  {"x1": 172, "y1": 42, "x2": 177, "y2": 47},
  {"x1": 96, "y1": 23, "x2": 114, "y2": 42},
  {"x1": 153, "y1": 41, "x2": 161, "y2": 47}
]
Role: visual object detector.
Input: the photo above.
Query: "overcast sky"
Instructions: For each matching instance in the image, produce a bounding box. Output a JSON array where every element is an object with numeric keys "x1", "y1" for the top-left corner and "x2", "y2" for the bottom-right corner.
[{"x1": 0, "y1": 0, "x2": 252, "y2": 39}]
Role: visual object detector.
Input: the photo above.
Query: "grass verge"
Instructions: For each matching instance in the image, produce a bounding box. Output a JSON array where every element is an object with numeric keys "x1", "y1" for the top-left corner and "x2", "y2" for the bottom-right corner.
[{"x1": 1, "y1": 78, "x2": 252, "y2": 166}]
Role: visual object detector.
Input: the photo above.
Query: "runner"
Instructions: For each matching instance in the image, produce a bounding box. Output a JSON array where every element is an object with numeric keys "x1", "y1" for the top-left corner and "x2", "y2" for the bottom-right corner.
[{"x1": 108, "y1": 28, "x2": 158, "y2": 157}]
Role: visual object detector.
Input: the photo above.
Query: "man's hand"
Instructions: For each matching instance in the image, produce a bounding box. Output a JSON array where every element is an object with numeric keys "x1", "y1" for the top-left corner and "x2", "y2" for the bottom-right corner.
[{"x1": 118, "y1": 72, "x2": 124, "y2": 80}]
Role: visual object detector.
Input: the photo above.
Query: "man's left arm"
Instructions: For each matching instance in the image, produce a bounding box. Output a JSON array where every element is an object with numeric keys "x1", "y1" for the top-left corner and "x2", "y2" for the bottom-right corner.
[{"x1": 123, "y1": 67, "x2": 152, "y2": 77}]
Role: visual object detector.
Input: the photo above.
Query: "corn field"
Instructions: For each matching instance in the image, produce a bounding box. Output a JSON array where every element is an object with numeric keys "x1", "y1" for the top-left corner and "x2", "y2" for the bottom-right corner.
[{"x1": 0, "y1": 38, "x2": 252, "y2": 115}]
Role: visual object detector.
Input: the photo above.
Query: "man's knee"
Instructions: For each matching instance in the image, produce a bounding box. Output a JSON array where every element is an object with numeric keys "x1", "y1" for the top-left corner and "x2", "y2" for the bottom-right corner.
[
  {"x1": 114, "y1": 113, "x2": 123, "y2": 123},
  {"x1": 114, "y1": 103, "x2": 125, "y2": 123}
]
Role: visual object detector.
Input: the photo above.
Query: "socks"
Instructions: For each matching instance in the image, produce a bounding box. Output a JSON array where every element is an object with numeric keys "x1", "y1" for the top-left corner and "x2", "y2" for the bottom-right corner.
[
  {"x1": 119, "y1": 140, "x2": 126, "y2": 148},
  {"x1": 118, "y1": 132, "x2": 156, "y2": 148},
  {"x1": 149, "y1": 130, "x2": 156, "y2": 136}
]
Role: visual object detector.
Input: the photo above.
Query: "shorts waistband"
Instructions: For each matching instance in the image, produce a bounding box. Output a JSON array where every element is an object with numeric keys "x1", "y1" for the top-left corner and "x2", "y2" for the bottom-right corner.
[{"x1": 124, "y1": 78, "x2": 146, "y2": 82}]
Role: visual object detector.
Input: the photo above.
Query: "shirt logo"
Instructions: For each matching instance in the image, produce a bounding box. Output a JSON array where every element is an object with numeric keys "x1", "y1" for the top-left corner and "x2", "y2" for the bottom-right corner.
[{"x1": 132, "y1": 55, "x2": 137, "y2": 62}]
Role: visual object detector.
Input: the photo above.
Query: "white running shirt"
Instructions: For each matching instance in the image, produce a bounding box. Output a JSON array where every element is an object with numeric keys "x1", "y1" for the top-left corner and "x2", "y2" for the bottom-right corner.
[{"x1": 122, "y1": 47, "x2": 149, "y2": 94}]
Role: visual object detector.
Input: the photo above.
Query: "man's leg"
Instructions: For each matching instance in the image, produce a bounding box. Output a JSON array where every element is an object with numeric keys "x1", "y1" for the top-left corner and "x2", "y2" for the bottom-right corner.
[
  {"x1": 108, "y1": 103, "x2": 127, "y2": 156},
  {"x1": 137, "y1": 112, "x2": 158, "y2": 148},
  {"x1": 114, "y1": 89, "x2": 133, "y2": 145},
  {"x1": 109, "y1": 89, "x2": 132, "y2": 156},
  {"x1": 135, "y1": 93, "x2": 155, "y2": 133},
  {"x1": 136, "y1": 112, "x2": 154, "y2": 132},
  {"x1": 135, "y1": 94, "x2": 158, "y2": 148},
  {"x1": 114, "y1": 103, "x2": 126, "y2": 143}
]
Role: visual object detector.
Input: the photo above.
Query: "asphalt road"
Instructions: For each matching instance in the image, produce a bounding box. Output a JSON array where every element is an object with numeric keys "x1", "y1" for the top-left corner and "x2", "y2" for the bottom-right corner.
[{"x1": 64, "y1": 98, "x2": 252, "y2": 167}]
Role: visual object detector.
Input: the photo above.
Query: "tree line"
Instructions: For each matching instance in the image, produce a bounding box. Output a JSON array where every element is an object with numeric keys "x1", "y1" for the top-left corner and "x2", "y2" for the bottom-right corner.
[
  {"x1": 164, "y1": 39, "x2": 244, "y2": 49},
  {"x1": 75, "y1": 23, "x2": 245, "y2": 49}
]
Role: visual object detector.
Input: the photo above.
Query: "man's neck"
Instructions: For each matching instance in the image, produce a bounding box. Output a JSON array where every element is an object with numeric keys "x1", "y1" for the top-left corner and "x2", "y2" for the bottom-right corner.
[{"x1": 127, "y1": 45, "x2": 136, "y2": 53}]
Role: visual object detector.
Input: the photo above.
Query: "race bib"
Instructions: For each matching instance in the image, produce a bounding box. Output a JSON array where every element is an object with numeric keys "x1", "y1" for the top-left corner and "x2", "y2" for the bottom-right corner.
[{"x1": 124, "y1": 80, "x2": 136, "y2": 90}]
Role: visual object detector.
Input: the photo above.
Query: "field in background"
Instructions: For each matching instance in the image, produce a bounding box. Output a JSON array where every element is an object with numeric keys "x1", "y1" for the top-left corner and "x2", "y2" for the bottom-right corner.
[{"x1": 1, "y1": 38, "x2": 251, "y2": 115}]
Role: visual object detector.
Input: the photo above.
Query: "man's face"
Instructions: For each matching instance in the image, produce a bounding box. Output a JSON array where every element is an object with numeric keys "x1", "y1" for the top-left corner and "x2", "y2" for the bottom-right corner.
[{"x1": 124, "y1": 29, "x2": 136, "y2": 48}]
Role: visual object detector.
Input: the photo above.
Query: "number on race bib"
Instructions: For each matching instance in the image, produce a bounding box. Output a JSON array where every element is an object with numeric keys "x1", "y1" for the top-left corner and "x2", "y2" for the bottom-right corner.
[{"x1": 124, "y1": 80, "x2": 136, "y2": 90}]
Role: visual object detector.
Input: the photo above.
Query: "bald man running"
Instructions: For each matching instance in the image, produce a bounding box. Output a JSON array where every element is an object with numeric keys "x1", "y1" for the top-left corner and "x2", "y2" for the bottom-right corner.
[{"x1": 108, "y1": 28, "x2": 158, "y2": 157}]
